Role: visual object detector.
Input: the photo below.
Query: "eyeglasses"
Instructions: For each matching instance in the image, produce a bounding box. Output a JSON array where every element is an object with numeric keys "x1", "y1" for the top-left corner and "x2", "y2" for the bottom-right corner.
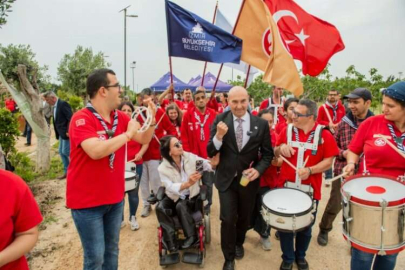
[
  {"x1": 105, "y1": 83, "x2": 121, "y2": 91},
  {"x1": 174, "y1": 141, "x2": 182, "y2": 148},
  {"x1": 292, "y1": 110, "x2": 312, "y2": 118}
]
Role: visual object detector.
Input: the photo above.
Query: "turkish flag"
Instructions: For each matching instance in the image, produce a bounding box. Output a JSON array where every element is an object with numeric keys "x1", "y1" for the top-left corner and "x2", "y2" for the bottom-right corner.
[{"x1": 264, "y1": 0, "x2": 345, "y2": 76}]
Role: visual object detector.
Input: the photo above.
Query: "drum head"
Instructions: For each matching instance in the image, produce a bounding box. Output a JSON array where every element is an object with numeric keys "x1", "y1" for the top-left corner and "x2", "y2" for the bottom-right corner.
[
  {"x1": 125, "y1": 171, "x2": 136, "y2": 180},
  {"x1": 262, "y1": 188, "x2": 312, "y2": 215},
  {"x1": 342, "y1": 175, "x2": 405, "y2": 206}
]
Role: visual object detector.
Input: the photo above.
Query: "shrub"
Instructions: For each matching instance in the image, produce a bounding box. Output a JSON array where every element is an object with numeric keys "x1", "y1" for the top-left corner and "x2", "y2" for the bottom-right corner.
[
  {"x1": 68, "y1": 95, "x2": 84, "y2": 112},
  {"x1": 8, "y1": 151, "x2": 37, "y2": 181},
  {"x1": 0, "y1": 108, "x2": 20, "y2": 156}
]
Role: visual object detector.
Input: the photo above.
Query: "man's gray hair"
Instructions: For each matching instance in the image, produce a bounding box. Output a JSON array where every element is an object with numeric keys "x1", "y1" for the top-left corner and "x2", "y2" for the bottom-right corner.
[
  {"x1": 299, "y1": 99, "x2": 318, "y2": 120},
  {"x1": 43, "y1": 91, "x2": 57, "y2": 98},
  {"x1": 139, "y1": 88, "x2": 154, "y2": 97}
]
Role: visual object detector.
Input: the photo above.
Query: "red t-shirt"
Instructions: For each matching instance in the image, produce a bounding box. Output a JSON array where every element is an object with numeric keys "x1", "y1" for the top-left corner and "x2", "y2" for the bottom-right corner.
[
  {"x1": 260, "y1": 131, "x2": 280, "y2": 189},
  {"x1": 5, "y1": 99, "x2": 17, "y2": 112},
  {"x1": 207, "y1": 97, "x2": 218, "y2": 113},
  {"x1": 66, "y1": 109, "x2": 130, "y2": 209},
  {"x1": 138, "y1": 108, "x2": 177, "y2": 161},
  {"x1": 181, "y1": 107, "x2": 216, "y2": 159},
  {"x1": 275, "y1": 121, "x2": 287, "y2": 136},
  {"x1": 182, "y1": 100, "x2": 193, "y2": 111},
  {"x1": 160, "y1": 99, "x2": 183, "y2": 110},
  {"x1": 0, "y1": 170, "x2": 43, "y2": 270},
  {"x1": 317, "y1": 102, "x2": 346, "y2": 126},
  {"x1": 127, "y1": 141, "x2": 143, "y2": 165},
  {"x1": 349, "y1": 115, "x2": 405, "y2": 178},
  {"x1": 276, "y1": 124, "x2": 339, "y2": 200}
]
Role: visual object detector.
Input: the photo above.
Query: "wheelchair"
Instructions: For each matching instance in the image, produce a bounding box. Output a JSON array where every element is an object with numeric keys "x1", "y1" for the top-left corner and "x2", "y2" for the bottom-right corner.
[{"x1": 151, "y1": 185, "x2": 211, "y2": 268}]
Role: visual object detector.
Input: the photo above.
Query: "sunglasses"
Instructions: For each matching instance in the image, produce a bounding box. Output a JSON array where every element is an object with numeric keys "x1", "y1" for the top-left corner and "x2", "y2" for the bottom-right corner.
[
  {"x1": 174, "y1": 141, "x2": 182, "y2": 148},
  {"x1": 292, "y1": 110, "x2": 312, "y2": 118}
]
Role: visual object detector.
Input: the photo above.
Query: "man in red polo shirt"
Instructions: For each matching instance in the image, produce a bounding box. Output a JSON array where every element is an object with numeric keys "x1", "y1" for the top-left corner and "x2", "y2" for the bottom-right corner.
[
  {"x1": 181, "y1": 89, "x2": 216, "y2": 212},
  {"x1": 275, "y1": 99, "x2": 338, "y2": 270},
  {"x1": 67, "y1": 69, "x2": 156, "y2": 270},
  {"x1": 138, "y1": 88, "x2": 178, "y2": 218},
  {"x1": 158, "y1": 84, "x2": 184, "y2": 110},
  {"x1": 317, "y1": 89, "x2": 346, "y2": 133},
  {"x1": 0, "y1": 170, "x2": 42, "y2": 270},
  {"x1": 181, "y1": 88, "x2": 193, "y2": 111}
]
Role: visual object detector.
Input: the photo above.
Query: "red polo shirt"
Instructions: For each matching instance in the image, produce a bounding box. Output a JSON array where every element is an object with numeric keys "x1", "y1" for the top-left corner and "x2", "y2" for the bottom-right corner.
[
  {"x1": 317, "y1": 102, "x2": 345, "y2": 126},
  {"x1": 276, "y1": 124, "x2": 339, "y2": 200},
  {"x1": 349, "y1": 115, "x2": 405, "y2": 178},
  {"x1": 67, "y1": 109, "x2": 130, "y2": 209},
  {"x1": 182, "y1": 100, "x2": 193, "y2": 111},
  {"x1": 127, "y1": 141, "x2": 143, "y2": 165},
  {"x1": 0, "y1": 170, "x2": 43, "y2": 270},
  {"x1": 181, "y1": 107, "x2": 216, "y2": 159}
]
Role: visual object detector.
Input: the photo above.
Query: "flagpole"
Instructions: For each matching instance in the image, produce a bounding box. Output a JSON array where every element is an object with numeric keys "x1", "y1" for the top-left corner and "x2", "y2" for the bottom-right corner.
[
  {"x1": 244, "y1": 65, "x2": 251, "y2": 88},
  {"x1": 169, "y1": 56, "x2": 174, "y2": 101},
  {"x1": 212, "y1": 0, "x2": 247, "y2": 97},
  {"x1": 201, "y1": 1, "x2": 219, "y2": 87},
  {"x1": 165, "y1": 1, "x2": 174, "y2": 101}
]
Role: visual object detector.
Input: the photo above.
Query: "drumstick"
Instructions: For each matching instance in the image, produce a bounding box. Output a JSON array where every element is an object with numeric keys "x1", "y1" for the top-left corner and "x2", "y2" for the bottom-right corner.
[
  {"x1": 325, "y1": 172, "x2": 348, "y2": 183},
  {"x1": 374, "y1": 134, "x2": 405, "y2": 159},
  {"x1": 280, "y1": 156, "x2": 297, "y2": 171},
  {"x1": 303, "y1": 156, "x2": 310, "y2": 167}
]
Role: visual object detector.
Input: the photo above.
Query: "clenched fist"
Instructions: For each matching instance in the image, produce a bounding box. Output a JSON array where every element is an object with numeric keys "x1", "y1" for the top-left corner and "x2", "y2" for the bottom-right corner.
[{"x1": 215, "y1": 121, "x2": 228, "y2": 141}]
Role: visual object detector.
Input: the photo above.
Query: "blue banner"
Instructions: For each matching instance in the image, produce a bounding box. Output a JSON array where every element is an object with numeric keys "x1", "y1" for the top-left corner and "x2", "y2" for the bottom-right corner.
[{"x1": 165, "y1": 0, "x2": 242, "y2": 64}]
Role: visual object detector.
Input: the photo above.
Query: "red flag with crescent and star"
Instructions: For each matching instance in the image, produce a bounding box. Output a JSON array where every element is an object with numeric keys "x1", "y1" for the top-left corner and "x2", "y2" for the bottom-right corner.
[{"x1": 264, "y1": 0, "x2": 345, "y2": 76}]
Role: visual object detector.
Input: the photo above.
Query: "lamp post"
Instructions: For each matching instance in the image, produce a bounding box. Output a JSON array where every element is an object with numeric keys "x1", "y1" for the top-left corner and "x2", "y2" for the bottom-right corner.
[
  {"x1": 119, "y1": 5, "x2": 138, "y2": 94},
  {"x1": 130, "y1": 61, "x2": 136, "y2": 93}
]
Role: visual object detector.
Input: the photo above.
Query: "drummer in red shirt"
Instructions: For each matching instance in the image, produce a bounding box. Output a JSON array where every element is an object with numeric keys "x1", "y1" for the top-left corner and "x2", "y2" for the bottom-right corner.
[
  {"x1": 250, "y1": 108, "x2": 282, "y2": 251},
  {"x1": 67, "y1": 69, "x2": 156, "y2": 269},
  {"x1": 0, "y1": 170, "x2": 42, "y2": 270},
  {"x1": 274, "y1": 99, "x2": 339, "y2": 270},
  {"x1": 345, "y1": 81, "x2": 405, "y2": 270}
]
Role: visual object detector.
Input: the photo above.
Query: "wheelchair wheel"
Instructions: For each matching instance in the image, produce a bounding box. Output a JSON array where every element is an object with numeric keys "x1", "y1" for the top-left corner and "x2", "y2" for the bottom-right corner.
[{"x1": 204, "y1": 214, "x2": 211, "y2": 244}]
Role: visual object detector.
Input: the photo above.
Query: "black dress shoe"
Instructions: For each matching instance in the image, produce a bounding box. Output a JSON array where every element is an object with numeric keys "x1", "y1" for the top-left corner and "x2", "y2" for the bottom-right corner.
[
  {"x1": 280, "y1": 260, "x2": 293, "y2": 270},
  {"x1": 235, "y1": 245, "x2": 244, "y2": 259},
  {"x1": 181, "y1": 236, "x2": 197, "y2": 249},
  {"x1": 166, "y1": 241, "x2": 178, "y2": 253},
  {"x1": 223, "y1": 260, "x2": 235, "y2": 270},
  {"x1": 296, "y1": 258, "x2": 309, "y2": 270}
]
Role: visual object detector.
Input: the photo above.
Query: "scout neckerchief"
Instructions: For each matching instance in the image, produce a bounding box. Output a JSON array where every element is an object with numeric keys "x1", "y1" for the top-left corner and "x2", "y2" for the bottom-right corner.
[
  {"x1": 293, "y1": 127, "x2": 315, "y2": 143},
  {"x1": 86, "y1": 102, "x2": 118, "y2": 169},
  {"x1": 325, "y1": 101, "x2": 338, "y2": 122},
  {"x1": 387, "y1": 123, "x2": 405, "y2": 153},
  {"x1": 194, "y1": 110, "x2": 210, "y2": 141}
]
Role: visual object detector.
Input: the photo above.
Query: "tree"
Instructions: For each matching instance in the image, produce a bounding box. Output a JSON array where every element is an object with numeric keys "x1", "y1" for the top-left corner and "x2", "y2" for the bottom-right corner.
[
  {"x1": 228, "y1": 74, "x2": 273, "y2": 105},
  {"x1": 57, "y1": 46, "x2": 110, "y2": 96},
  {"x1": 0, "y1": 0, "x2": 15, "y2": 28}
]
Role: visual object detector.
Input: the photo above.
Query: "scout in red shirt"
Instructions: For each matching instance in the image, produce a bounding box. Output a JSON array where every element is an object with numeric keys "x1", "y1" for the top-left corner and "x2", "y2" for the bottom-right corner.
[
  {"x1": 275, "y1": 97, "x2": 299, "y2": 136},
  {"x1": 4, "y1": 97, "x2": 17, "y2": 113},
  {"x1": 274, "y1": 99, "x2": 338, "y2": 270},
  {"x1": 181, "y1": 88, "x2": 193, "y2": 112},
  {"x1": 158, "y1": 84, "x2": 184, "y2": 110},
  {"x1": 317, "y1": 89, "x2": 346, "y2": 133},
  {"x1": 137, "y1": 88, "x2": 178, "y2": 218},
  {"x1": 67, "y1": 69, "x2": 156, "y2": 269},
  {"x1": 0, "y1": 170, "x2": 42, "y2": 270},
  {"x1": 166, "y1": 103, "x2": 182, "y2": 137}
]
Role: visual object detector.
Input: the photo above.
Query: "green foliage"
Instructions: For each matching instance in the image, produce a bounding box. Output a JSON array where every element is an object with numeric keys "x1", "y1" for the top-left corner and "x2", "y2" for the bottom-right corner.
[
  {"x1": 0, "y1": 43, "x2": 51, "y2": 90},
  {"x1": 8, "y1": 151, "x2": 36, "y2": 181},
  {"x1": 0, "y1": 0, "x2": 15, "y2": 27},
  {"x1": 57, "y1": 46, "x2": 110, "y2": 96},
  {"x1": 67, "y1": 95, "x2": 83, "y2": 112},
  {"x1": 228, "y1": 74, "x2": 272, "y2": 106},
  {"x1": 43, "y1": 156, "x2": 64, "y2": 180},
  {"x1": 0, "y1": 108, "x2": 19, "y2": 155}
]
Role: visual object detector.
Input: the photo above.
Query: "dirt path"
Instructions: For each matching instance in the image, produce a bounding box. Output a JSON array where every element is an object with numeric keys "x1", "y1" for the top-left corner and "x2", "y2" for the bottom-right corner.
[{"x1": 27, "y1": 177, "x2": 404, "y2": 270}]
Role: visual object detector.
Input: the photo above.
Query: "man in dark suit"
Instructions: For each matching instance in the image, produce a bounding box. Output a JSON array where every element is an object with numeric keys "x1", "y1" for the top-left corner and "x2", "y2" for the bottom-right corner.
[
  {"x1": 207, "y1": 86, "x2": 273, "y2": 270},
  {"x1": 44, "y1": 91, "x2": 73, "y2": 179}
]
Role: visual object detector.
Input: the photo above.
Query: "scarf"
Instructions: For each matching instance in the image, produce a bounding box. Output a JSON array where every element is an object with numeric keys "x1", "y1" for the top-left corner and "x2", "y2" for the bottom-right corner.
[
  {"x1": 387, "y1": 124, "x2": 405, "y2": 153},
  {"x1": 194, "y1": 111, "x2": 210, "y2": 141},
  {"x1": 325, "y1": 101, "x2": 338, "y2": 122}
]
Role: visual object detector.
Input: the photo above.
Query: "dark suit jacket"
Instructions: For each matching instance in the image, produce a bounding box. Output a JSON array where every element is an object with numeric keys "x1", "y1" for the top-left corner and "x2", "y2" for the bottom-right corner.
[
  {"x1": 207, "y1": 111, "x2": 274, "y2": 192},
  {"x1": 53, "y1": 99, "x2": 73, "y2": 140}
]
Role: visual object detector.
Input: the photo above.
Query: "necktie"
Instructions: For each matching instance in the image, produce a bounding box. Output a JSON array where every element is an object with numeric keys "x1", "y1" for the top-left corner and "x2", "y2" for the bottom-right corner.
[{"x1": 236, "y1": 118, "x2": 244, "y2": 151}]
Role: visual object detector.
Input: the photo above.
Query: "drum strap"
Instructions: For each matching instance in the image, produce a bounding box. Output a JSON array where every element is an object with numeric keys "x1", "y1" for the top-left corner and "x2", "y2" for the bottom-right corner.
[{"x1": 267, "y1": 97, "x2": 284, "y2": 126}]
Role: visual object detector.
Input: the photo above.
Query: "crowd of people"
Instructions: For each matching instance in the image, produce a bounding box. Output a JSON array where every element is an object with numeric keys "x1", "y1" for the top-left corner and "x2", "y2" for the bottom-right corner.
[{"x1": 0, "y1": 68, "x2": 404, "y2": 270}]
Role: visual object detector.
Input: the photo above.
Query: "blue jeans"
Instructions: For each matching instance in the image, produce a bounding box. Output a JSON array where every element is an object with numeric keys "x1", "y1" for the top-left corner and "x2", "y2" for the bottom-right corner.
[
  {"x1": 123, "y1": 164, "x2": 143, "y2": 220},
  {"x1": 351, "y1": 248, "x2": 398, "y2": 270},
  {"x1": 71, "y1": 201, "x2": 123, "y2": 270},
  {"x1": 26, "y1": 122, "x2": 32, "y2": 144},
  {"x1": 324, "y1": 168, "x2": 333, "y2": 179},
  {"x1": 278, "y1": 200, "x2": 319, "y2": 263},
  {"x1": 59, "y1": 138, "x2": 70, "y2": 173}
]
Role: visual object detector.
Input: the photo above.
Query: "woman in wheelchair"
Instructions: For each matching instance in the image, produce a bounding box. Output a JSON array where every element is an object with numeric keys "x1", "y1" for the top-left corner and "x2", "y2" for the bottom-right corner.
[{"x1": 157, "y1": 135, "x2": 218, "y2": 253}]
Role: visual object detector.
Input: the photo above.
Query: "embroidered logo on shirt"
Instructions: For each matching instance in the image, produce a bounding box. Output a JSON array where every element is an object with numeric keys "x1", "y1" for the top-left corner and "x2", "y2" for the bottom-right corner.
[
  {"x1": 98, "y1": 135, "x2": 107, "y2": 141},
  {"x1": 374, "y1": 138, "x2": 386, "y2": 147},
  {"x1": 76, "y1": 119, "x2": 85, "y2": 127}
]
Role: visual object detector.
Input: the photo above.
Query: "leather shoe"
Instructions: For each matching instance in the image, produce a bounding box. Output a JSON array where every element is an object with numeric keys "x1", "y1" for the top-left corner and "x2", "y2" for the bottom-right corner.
[
  {"x1": 280, "y1": 261, "x2": 293, "y2": 270},
  {"x1": 57, "y1": 174, "x2": 67, "y2": 180},
  {"x1": 317, "y1": 230, "x2": 328, "y2": 246},
  {"x1": 166, "y1": 241, "x2": 177, "y2": 253},
  {"x1": 296, "y1": 258, "x2": 309, "y2": 270},
  {"x1": 181, "y1": 236, "x2": 197, "y2": 249},
  {"x1": 235, "y1": 245, "x2": 244, "y2": 259},
  {"x1": 223, "y1": 260, "x2": 235, "y2": 270}
]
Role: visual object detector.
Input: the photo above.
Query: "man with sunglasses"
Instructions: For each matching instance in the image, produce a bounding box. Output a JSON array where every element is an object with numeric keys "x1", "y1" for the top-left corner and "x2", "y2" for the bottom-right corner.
[
  {"x1": 181, "y1": 90, "x2": 217, "y2": 212},
  {"x1": 66, "y1": 69, "x2": 156, "y2": 270},
  {"x1": 274, "y1": 99, "x2": 339, "y2": 270}
]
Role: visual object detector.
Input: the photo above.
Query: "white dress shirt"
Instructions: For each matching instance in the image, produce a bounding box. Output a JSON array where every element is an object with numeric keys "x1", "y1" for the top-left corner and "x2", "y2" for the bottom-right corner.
[
  {"x1": 53, "y1": 98, "x2": 59, "y2": 120},
  {"x1": 213, "y1": 112, "x2": 251, "y2": 151}
]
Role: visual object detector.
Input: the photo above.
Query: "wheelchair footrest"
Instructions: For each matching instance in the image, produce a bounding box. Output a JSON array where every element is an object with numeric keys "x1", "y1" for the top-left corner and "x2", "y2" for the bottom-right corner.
[
  {"x1": 182, "y1": 252, "x2": 203, "y2": 265},
  {"x1": 160, "y1": 252, "x2": 180, "y2": 265}
]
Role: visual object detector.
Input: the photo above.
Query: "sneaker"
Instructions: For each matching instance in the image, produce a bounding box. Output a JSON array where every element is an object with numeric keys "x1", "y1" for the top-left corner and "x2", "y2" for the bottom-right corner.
[
  {"x1": 121, "y1": 221, "x2": 126, "y2": 229},
  {"x1": 130, "y1": 215, "x2": 140, "y2": 231},
  {"x1": 260, "y1": 237, "x2": 271, "y2": 251},
  {"x1": 141, "y1": 205, "x2": 152, "y2": 217},
  {"x1": 295, "y1": 258, "x2": 309, "y2": 270},
  {"x1": 317, "y1": 230, "x2": 328, "y2": 246},
  {"x1": 280, "y1": 260, "x2": 293, "y2": 270}
]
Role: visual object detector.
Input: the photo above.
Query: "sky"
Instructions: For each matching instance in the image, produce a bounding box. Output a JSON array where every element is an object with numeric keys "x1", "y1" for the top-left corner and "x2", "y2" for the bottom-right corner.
[{"x1": 1, "y1": 0, "x2": 404, "y2": 92}]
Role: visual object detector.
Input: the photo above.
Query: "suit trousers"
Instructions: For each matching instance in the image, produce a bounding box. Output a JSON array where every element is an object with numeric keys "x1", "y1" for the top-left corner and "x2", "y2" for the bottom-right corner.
[
  {"x1": 319, "y1": 178, "x2": 342, "y2": 232},
  {"x1": 219, "y1": 176, "x2": 259, "y2": 261}
]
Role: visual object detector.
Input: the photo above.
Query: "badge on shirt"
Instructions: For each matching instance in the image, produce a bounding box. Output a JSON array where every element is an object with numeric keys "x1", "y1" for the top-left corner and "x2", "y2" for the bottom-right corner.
[
  {"x1": 76, "y1": 119, "x2": 85, "y2": 127},
  {"x1": 374, "y1": 138, "x2": 387, "y2": 147}
]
